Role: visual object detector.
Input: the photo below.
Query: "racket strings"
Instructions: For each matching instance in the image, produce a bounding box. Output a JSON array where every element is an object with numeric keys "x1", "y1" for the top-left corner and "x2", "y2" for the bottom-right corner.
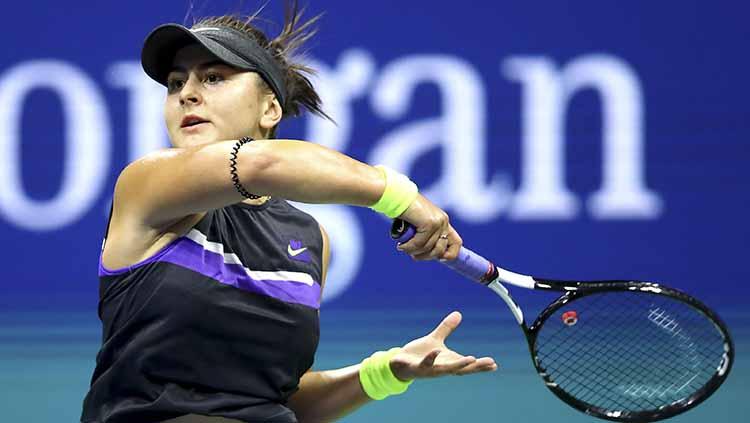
[
  {"x1": 540, "y1": 302, "x2": 721, "y2": 410},
  {"x1": 533, "y1": 291, "x2": 726, "y2": 414},
  {"x1": 547, "y1": 319, "x2": 714, "y2": 398},
  {"x1": 551, "y1": 339, "x2": 687, "y2": 411},
  {"x1": 541, "y1": 329, "x2": 712, "y2": 410},
  {"x1": 541, "y1": 309, "x2": 719, "y2": 409}
]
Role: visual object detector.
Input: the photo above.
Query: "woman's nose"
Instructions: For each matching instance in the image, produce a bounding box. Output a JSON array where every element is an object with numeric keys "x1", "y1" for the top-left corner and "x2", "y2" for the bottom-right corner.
[{"x1": 179, "y1": 75, "x2": 203, "y2": 105}]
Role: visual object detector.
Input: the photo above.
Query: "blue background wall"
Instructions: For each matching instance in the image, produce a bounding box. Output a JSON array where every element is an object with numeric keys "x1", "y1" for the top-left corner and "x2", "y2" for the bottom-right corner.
[{"x1": 0, "y1": 1, "x2": 747, "y2": 421}]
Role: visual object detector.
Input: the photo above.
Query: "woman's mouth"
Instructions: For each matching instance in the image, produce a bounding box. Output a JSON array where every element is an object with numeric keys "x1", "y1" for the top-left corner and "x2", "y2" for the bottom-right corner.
[
  {"x1": 181, "y1": 114, "x2": 211, "y2": 129},
  {"x1": 180, "y1": 121, "x2": 210, "y2": 132}
]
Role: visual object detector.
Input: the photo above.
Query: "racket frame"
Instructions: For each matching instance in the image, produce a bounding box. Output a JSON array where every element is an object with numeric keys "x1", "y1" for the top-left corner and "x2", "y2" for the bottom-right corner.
[
  {"x1": 390, "y1": 219, "x2": 734, "y2": 422},
  {"x1": 514, "y1": 279, "x2": 734, "y2": 422}
]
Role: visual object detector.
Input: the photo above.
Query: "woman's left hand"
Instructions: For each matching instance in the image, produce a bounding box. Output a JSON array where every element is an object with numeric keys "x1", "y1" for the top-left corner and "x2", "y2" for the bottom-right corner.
[{"x1": 389, "y1": 311, "x2": 498, "y2": 381}]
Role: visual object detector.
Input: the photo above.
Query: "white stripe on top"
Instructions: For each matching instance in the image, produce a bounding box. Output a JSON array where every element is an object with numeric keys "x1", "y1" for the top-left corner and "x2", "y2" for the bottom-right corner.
[{"x1": 185, "y1": 229, "x2": 315, "y2": 286}]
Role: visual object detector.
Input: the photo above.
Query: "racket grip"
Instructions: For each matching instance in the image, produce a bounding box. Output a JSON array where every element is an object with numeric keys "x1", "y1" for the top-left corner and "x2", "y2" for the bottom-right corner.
[{"x1": 390, "y1": 219, "x2": 497, "y2": 285}]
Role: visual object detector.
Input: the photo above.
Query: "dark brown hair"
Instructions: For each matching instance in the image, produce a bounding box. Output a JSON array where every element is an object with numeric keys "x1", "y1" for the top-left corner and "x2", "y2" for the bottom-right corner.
[{"x1": 191, "y1": 1, "x2": 332, "y2": 137}]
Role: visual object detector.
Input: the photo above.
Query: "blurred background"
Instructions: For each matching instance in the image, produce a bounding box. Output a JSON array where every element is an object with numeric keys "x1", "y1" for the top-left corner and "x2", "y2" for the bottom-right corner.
[{"x1": 0, "y1": 0, "x2": 747, "y2": 421}]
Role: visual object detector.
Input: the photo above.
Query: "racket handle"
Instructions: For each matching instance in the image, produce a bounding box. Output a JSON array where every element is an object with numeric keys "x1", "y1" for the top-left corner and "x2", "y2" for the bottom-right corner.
[{"x1": 390, "y1": 219, "x2": 498, "y2": 285}]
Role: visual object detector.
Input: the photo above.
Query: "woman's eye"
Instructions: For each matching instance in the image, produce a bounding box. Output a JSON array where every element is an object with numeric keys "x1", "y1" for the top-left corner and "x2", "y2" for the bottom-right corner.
[
  {"x1": 167, "y1": 79, "x2": 184, "y2": 91},
  {"x1": 205, "y1": 73, "x2": 223, "y2": 84}
]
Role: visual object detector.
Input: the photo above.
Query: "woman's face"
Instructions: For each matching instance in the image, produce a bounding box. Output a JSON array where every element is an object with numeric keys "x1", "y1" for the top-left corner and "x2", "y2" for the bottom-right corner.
[{"x1": 164, "y1": 43, "x2": 275, "y2": 148}]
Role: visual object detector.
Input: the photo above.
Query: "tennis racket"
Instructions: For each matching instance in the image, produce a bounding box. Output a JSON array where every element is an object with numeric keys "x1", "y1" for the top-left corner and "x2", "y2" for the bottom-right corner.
[{"x1": 391, "y1": 219, "x2": 733, "y2": 422}]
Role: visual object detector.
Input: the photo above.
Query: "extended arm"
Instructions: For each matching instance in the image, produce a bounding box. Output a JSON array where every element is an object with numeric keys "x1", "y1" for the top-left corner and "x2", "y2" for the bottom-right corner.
[
  {"x1": 287, "y1": 313, "x2": 498, "y2": 422},
  {"x1": 116, "y1": 138, "x2": 462, "y2": 260},
  {"x1": 116, "y1": 139, "x2": 384, "y2": 228}
]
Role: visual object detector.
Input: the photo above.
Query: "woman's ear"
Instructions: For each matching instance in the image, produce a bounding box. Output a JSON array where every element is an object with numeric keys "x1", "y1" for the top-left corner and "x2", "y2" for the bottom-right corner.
[{"x1": 259, "y1": 95, "x2": 282, "y2": 133}]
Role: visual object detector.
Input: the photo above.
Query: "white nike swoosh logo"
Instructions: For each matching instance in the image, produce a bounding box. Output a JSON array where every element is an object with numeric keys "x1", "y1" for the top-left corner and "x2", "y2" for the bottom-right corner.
[{"x1": 288, "y1": 245, "x2": 308, "y2": 256}]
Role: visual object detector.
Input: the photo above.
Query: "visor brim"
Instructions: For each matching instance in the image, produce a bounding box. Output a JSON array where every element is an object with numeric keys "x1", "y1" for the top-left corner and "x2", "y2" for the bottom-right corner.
[{"x1": 141, "y1": 23, "x2": 258, "y2": 86}]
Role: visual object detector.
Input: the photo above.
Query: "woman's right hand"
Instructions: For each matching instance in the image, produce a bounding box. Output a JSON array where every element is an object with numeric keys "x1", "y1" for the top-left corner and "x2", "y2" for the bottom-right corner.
[{"x1": 396, "y1": 194, "x2": 463, "y2": 262}]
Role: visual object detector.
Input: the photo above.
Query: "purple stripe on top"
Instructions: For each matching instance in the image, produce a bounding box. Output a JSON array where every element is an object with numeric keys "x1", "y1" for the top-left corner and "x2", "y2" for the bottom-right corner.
[
  {"x1": 99, "y1": 238, "x2": 182, "y2": 277},
  {"x1": 99, "y1": 236, "x2": 320, "y2": 309},
  {"x1": 163, "y1": 237, "x2": 321, "y2": 309}
]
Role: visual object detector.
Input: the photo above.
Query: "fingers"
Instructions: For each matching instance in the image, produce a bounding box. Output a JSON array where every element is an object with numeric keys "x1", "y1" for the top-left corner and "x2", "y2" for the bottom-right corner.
[
  {"x1": 415, "y1": 225, "x2": 462, "y2": 261},
  {"x1": 405, "y1": 222, "x2": 461, "y2": 261},
  {"x1": 453, "y1": 357, "x2": 498, "y2": 376},
  {"x1": 430, "y1": 311, "x2": 462, "y2": 340},
  {"x1": 411, "y1": 228, "x2": 448, "y2": 260},
  {"x1": 436, "y1": 355, "x2": 477, "y2": 373},
  {"x1": 398, "y1": 219, "x2": 449, "y2": 259},
  {"x1": 397, "y1": 195, "x2": 455, "y2": 261},
  {"x1": 440, "y1": 227, "x2": 462, "y2": 261},
  {"x1": 396, "y1": 226, "x2": 433, "y2": 255},
  {"x1": 421, "y1": 352, "x2": 497, "y2": 376},
  {"x1": 399, "y1": 222, "x2": 462, "y2": 262}
]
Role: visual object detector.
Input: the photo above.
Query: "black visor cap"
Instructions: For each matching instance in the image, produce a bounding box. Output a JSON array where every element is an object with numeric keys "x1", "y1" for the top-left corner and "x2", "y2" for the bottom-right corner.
[{"x1": 140, "y1": 23, "x2": 287, "y2": 105}]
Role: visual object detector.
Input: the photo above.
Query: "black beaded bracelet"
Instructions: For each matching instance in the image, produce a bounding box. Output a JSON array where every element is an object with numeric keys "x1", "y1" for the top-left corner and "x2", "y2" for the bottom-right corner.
[{"x1": 230, "y1": 136, "x2": 261, "y2": 200}]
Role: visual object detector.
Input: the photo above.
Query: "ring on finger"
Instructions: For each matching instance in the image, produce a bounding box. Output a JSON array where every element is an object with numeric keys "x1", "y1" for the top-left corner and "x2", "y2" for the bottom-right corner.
[{"x1": 439, "y1": 233, "x2": 449, "y2": 240}]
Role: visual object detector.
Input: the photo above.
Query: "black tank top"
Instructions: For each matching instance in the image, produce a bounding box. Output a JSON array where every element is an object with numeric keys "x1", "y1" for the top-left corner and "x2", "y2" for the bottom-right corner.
[{"x1": 81, "y1": 198, "x2": 323, "y2": 423}]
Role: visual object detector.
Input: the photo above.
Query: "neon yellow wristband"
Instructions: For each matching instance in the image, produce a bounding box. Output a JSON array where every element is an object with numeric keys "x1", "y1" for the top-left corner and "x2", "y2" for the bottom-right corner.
[
  {"x1": 359, "y1": 347, "x2": 413, "y2": 400},
  {"x1": 369, "y1": 166, "x2": 419, "y2": 218}
]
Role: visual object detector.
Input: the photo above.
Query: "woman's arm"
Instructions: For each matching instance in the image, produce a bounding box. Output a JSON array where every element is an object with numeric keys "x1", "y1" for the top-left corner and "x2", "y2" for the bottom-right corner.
[
  {"x1": 286, "y1": 365, "x2": 371, "y2": 423},
  {"x1": 287, "y1": 312, "x2": 498, "y2": 422},
  {"x1": 116, "y1": 139, "x2": 384, "y2": 228},
  {"x1": 289, "y1": 216, "x2": 491, "y2": 422},
  {"x1": 116, "y1": 138, "x2": 461, "y2": 260},
  {"x1": 294, "y1": 200, "x2": 478, "y2": 422}
]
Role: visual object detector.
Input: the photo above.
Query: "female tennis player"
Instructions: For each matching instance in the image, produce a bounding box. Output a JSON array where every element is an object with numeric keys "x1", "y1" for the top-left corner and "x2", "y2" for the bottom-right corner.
[{"x1": 81, "y1": 2, "x2": 497, "y2": 422}]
